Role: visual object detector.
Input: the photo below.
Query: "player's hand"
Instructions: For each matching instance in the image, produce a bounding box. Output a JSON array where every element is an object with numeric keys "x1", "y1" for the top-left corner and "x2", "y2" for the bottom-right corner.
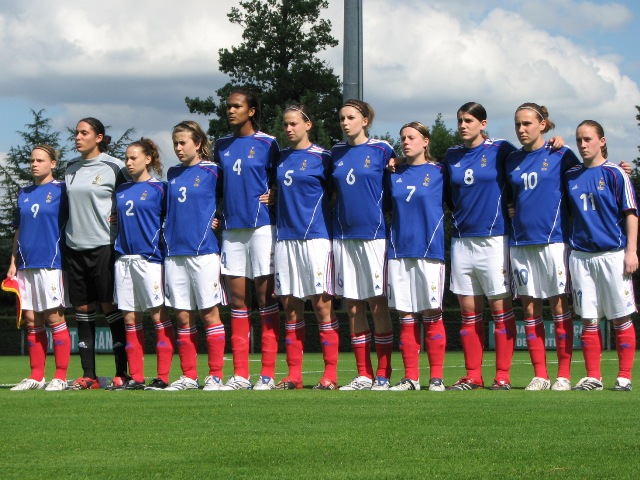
[
  {"x1": 386, "y1": 157, "x2": 406, "y2": 173},
  {"x1": 624, "y1": 250, "x2": 639, "y2": 275},
  {"x1": 548, "y1": 136, "x2": 565, "y2": 150},
  {"x1": 108, "y1": 214, "x2": 117, "y2": 224},
  {"x1": 259, "y1": 188, "x2": 277, "y2": 206},
  {"x1": 211, "y1": 218, "x2": 219, "y2": 231},
  {"x1": 619, "y1": 160, "x2": 632, "y2": 175},
  {"x1": 6, "y1": 266, "x2": 16, "y2": 279},
  {"x1": 507, "y1": 203, "x2": 515, "y2": 219}
]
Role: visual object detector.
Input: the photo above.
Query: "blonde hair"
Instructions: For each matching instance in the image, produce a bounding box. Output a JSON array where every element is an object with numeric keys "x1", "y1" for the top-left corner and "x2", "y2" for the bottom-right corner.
[{"x1": 172, "y1": 121, "x2": 211, "y2": 160}]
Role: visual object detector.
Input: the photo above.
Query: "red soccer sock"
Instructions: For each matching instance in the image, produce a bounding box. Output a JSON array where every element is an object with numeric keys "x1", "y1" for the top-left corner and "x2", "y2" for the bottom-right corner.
[
  {"x1": 351, "y1": 331, "x2": 373, "y2": 379},
  {"x1": 259, "y1": 304, "x2": 280, "y2": 379},
  {"x1": 285, "y1": 319, "x2": 306, "y2": 381},
  {"x1": 125, "y1": 323, "x2": 145, "y2": 382},
  {"x1": 205, "y1": 323, "x2": 226, "y2": 378},
  {"x1": 374, "y1": 331, "x2": 393, "y2": 379},
  {"x1": 231, "y1": 309, "x2": 251, "y2": 379},
  {"x1": 27, "y1": 325, "x2": 47, "y2": 381},
  {"x1": 398, "y1": 316, "x2": 420, "y2": 381},
  {"x1": 176, "y1": 326, "x2": 198, "y2": 381},
  {"x1": 614, "y1": 320, "x2": 636, "y2": 380},
  {"x1": 493, "y1": 309, "x2": 516, "y2": 383},
  {"x1": 154, "y1": 319, "x2": 174, "y2": 383},
  {"x1": 50, "y1": 321, "x2": 70, "y2": 380},
  {"x1": 580, "y1": 323, "x2": 602, "y2": 379},
  {"x1": 424, "y1": 313, "x2": 446, "y2": 380},
  {"x1": 318, "y1": 319, "x2": 339, "y2": 382},
  {"x1": 459, "y1": 312, "x2": 484, "y2": 383},
  {"x1": 553, "y1": 312, "x2": 573, "y2": 380},
  {"x1": 524, "y1": 316, "x2": 548, "y2": 379}
]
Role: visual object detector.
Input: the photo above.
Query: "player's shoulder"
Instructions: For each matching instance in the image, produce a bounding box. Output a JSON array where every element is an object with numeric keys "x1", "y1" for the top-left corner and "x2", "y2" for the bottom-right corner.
[
  {"x1": 309, "y1": 144, "x2": 331, "y2": 157},
  {"x1": 255, "y1": 131, "x2": 278, "y2": 146},
  {"x1": 368, "y1": 137, "x2": 394, "y2": 152}
]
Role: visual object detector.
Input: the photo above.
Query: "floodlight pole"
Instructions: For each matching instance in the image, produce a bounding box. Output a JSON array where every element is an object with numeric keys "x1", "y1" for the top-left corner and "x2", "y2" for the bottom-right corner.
[{"x1": 343, "y1": 0, "x2": 363, "y2": 102}]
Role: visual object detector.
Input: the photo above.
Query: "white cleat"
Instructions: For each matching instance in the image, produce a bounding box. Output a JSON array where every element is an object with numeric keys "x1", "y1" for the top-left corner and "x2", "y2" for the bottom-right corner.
[
  {"x1": 164, "y1": 376, "x2": 199, "y2": 391},
  {"x1": 11, "y1": 378, "x2": 45, "y2": 391},
  {"x1": 389, "y1": 378, "x2": 421, "y2": 391},
  {"x1": 525, "y1": 377, "x2": 551, "y2": 391},
  {"x1": 202, "y1": 375, "x2": 224, "y2": 391},
  {"x1": 253, "y1": 376, "x2": 276, "y2": 390},
  {"x1": 550, "y1": 377, "x2": 571, "y2": 391},
  {"x1": 45, "y1": 378, "x2": 68, "y2": 391},
  {"x1": 338, "y1": 376, "x2": 373, "y2": 391},
  {"x1": 219, "y1": 375, "x2": 252, "y2": 391}
]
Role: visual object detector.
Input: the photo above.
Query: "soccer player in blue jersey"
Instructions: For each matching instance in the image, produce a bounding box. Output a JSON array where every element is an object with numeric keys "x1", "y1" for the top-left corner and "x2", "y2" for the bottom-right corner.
[
  {"x1": 215, "y1": 89, "x2": 281, "y2": 391},
  {"x1": 111, "y1": 138, "x2": 174, "y2": 390},
  {"x1": 162, "y1": 121, "x2": 225, "y2": 391},
  {"x1": 443, "y1": 102, "x2": 519, "y2": 391},
  {"x1": 506, "y1": 103, "x2": 580, "y2": 391},
  {"x1": 386, "y1": 122, "x2": 447, "y2": 392},
  {"x1": 332, "y1": 99, "x2": 395, "y2": 391},
  {"x1": 274, "y1": 103, "x2": 339, "y2": 390},
  {"x1": 8, "y1": 145, "x2": 71, "y2": 391},
  {"x1": 65, "y1": 118, "x2": 130, "y2": 390},
  {"x1": 566, "y1": 120, "x2": 637, "y2": 391}
]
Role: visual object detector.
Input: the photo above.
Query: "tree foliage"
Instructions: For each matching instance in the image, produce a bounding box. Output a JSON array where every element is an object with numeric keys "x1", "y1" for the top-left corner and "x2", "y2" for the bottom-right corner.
[
  {"x1": 185, "y1": 0, "x2": 342, "y2": 148},
  {"x1": 430, "y1": 113, "x2": 462, "y2": 162}
]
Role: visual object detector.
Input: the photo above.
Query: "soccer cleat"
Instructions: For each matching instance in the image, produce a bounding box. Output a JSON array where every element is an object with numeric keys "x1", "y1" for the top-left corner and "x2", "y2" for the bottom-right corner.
[
  {"x1": 165, "y1": 376, "x2": 199, "y2": 391},
  {"x1": 371, "y1": 376, "x2": 391, "y2": 391},
  {"x1": 10, "y1": 378, "x2": 45, "y2": 391},
  {"x1": 203, "y1": 375, "x2": 224, "y2": 391},
  {"x1": 338, "y1": 375, "x2": 373, "y2": 391},
  {"x1": 45, "y1": 379, "x2": 68, "y2": 391},
  {"x1": 613, "y1": 377, "x2": 632, "y2": 391},
  {"x1": 70, "y1": 377, "x2": 101, "y2": 390},
  {"x1": 489, "y1": 380, "x2": 512, "y2": 390},
  {"x1": 525, "y1": 377, "x2": 551, "y2": 391},
  {"x1": 122, "y1": 379, "x2": 146, "y2": 390},
  {"x1": 572, "y1": 377, "x2": 603, "y2": 391},
  {"x1": 551, "y1": 377, "x2": 572, "y2": 391},
  {"x1": 253, "y1": 375, "x2": 276, "y2": 390},
  {"x1": 446, "y1": 377, "x2": 483, "y2": 391},
  {"x1": 219, "y1": 375, "x2": 252, "y2": 391},
  {"x1": 428, "y1": 378, "x2": 445, "y2": 392},
  {"x1": 312, "y1": 378, "x2": 337, "y2": 390},
  {"x1": 389, "y1": 378, "x2": 421, "y2": 391},
  {"x1": 145, "y1": 378, "x2": 169, "y2": 390},
  {"x1": 276, "y1": 378, "x2": 303, "y2": 390},
  {"x1": 105, "y1": 375, "x2": 132, "y2": 391}
]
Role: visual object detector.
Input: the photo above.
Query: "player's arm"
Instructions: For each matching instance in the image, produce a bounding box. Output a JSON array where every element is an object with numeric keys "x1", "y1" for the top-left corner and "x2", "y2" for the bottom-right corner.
[
  {"x1": 7, "y1": 229, "x2": 19, "y2": 279},
  {"x1": 623, "y1": 211, "x2": 638, "y2": 275}
]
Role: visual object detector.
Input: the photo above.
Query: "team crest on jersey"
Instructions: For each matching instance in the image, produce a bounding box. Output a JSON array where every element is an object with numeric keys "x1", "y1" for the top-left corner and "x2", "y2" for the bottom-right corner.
[
  {"x1": 300, "y1": 159, "x2": 307, "y2": 171},
  {"x1": 153, "y1": 282, "x2": 160, "y2": 294},
  {"x1": 316, "y1": 270, "x2": 322, "y2": 278},
  {"x1": 140, "y1": 191, "x2": 148, "y2": 200},
  {"x1": 194, "y1": 176, "x2": 201, "y2": 187},
  {"x1": 480, "y1": 155, "x2": 487, "y2": 168},
  {"x1": 542, "y1": 159, "x2": 549, "y2": 171},
  {"x1": 364, "y1": 156, "x2": 371, "y2": 168},
  {"x1": 431, "y1": 283, "x2": 436, "y2": 292},
  {"x1": 92, "y1": 175, "x2": 102, "y2": 185},
  {"x1": 248, "y1": 147, "x2": 255, "y2": 158},
  {"x1": 45, "y1": 192, "x2": 52, "y2": 203},
  {"x1": 50, "y1": 285, "x2": 58, "y2": 300},
  {"x1": 423, "y1": 174, "x2": 430, "y2": 186},
  {"x1": 598, "y1": 178, "x2": 605, "y2": 190}
]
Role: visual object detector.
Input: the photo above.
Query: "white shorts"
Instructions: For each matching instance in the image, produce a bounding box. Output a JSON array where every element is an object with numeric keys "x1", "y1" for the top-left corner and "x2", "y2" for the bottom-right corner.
[
  {"x1": 221, "y1": 225, "x2": 275, "y2": 279},
  {"x1": 450, "y1": 235, "x2": 511, "y2": 298},
  {"x1": 510, "y1": 242, "x2": 569, "y2": 299},
  {"x1": 274, "y1": 238, "x2": 334, "y2": 299},
  {"x1": 333, "y1": 238, "x2": 386, "y2": 300},
  {"x1": 17, "y1": 268, "x2": 67, "y2": 312},
  {"x1": 387, "y1": 257, "x2": 445, "y2": 313},
  {"x1": 164, "y1": 253, "x2": 223, "y2": 311},
  {"x1": 569, "y1": 249, "x2": 637, "y2": 320},
  {"x1": 114, "y1": 255, "x2": 164, "y2": 312}
]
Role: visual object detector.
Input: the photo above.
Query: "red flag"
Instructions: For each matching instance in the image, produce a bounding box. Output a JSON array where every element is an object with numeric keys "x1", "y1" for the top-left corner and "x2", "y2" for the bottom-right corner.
[{"x1": 1, "y1": 277, "x2": 23, "y2": 328}]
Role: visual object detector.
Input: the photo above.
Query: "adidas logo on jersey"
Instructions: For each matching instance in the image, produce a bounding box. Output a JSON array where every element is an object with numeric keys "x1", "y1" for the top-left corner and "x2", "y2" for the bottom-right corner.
[
  {"x1": 119, "y1": 194, "x2": 125, "y2": 198},
  {"x1": 572, "y1": 185, "x2": 578, "y2": 190},
  {"x1": 224, "y1": 151, "x2": 230, "y2": 156},
  {"x1": 338, "y1": 161, "x2": 344, "y2": 166},
  {"x1": 514, "y1": 166, "x2": 521, "y2": 171},
  {"x1": 396, "y1": 178, "x2": 403, "y2": 183},
  {"x1": 23, "y1": 197, "x2": 29, "y2": 202},
  {"x1": 278, "y1": 162, "x2": 284, "y2": 168},
  {"x1": 453, "y1": 162, "x2": 461, "y2": 168},
  {"x1": 171, "y1": 179, "x2": 176, "y2": 184}
]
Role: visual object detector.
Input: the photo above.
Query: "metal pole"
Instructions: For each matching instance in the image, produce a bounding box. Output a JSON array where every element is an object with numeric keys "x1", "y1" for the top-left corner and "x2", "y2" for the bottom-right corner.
[{"x1": 343, "y1": 0, "x2": 363, "y2": 102}]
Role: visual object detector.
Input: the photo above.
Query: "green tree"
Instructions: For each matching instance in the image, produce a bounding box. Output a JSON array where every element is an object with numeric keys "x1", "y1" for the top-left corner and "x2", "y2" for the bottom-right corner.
[
  {"x1": 430, "y1": 113, "x2": 462, "y2": 162},
  {"x1": 185, "y1": 0, "x2": 342, "y2": 148},
  {"x1": 0, "y1": 109, "x2": 68, "y2": 242}
]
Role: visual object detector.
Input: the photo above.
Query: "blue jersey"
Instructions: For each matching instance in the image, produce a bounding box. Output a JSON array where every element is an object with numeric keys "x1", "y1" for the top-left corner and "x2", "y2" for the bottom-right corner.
[
  {"x1": 14, "y1": 180, "x2": 67, "y2": 270},
  {"x1": 276, "y1": 144, "x2": 332, "y2": 241},
  {"x1": 115, "y1": 178, "x2": 166, "y2": 263},
  {"x1": 565, "y1": 161, "x2": 638, "y2": 252},
  {"x1": 386, "y1": 162, "x2": 445, "y2": 261},
  {"x1": 443, "y1": 139, "x2": 516, "y2": 238},
  {"x1": 163, "y1": 161, "x2": 221, "y2": 256},
  {"x1": 506, "y1": 143, "x2": 581, "y2": 246},
  {"x1": 214, "y1": 132, "x2": 279, "y2": 229},
  {"x1": 331, "y1": 138, "x2": 396, "y2": 240}
]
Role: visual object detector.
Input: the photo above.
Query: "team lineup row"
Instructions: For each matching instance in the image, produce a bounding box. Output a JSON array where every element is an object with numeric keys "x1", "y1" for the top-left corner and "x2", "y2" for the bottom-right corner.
[{"x1": 7, "y1": 89, "x2": 637, "y2": 392}]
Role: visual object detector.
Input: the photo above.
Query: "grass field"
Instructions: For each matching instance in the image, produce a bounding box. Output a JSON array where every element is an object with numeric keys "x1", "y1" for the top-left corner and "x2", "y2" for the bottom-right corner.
[{"x1": 1, "y1": 351, "x2": 638, "y2": 479}]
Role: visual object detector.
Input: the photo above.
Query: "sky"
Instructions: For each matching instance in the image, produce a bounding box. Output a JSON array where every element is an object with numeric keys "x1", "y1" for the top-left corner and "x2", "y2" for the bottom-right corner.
[{"x1": 1, "y1": 0, "x2": 639, "y2": 166}]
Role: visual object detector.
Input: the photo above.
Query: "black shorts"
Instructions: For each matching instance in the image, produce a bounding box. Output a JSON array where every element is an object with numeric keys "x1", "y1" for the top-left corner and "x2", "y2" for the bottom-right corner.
[{"x1": 65, "y1": 245, "x2": 116, "y2": 307}]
